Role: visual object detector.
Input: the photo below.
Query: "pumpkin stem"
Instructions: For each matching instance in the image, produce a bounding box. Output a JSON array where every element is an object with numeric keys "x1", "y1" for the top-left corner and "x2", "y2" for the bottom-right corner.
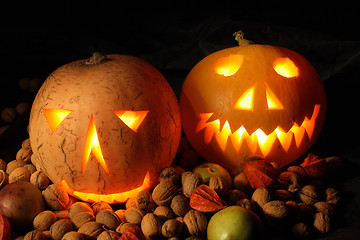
[
  {"x1": 86, "y1": 52, "x2": 108, "y2": 65},
  {"x1": 233, "y1": 30, "x2": 254, "y2": 46}
]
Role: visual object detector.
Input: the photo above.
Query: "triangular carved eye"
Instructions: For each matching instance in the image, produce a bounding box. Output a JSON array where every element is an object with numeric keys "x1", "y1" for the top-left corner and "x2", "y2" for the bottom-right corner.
[
  {"x1": 43, "y1": 109, "x2": 73, "y2": 133},
  {"x1": 265, "y1": 84, "x2": 284, "y2": 110},
  {"x1": 233, "y1": 85, "x2": 254, "y2": 110},
  {"x1": 112, "y1": 110, "x2": 149, "y2": 132}
]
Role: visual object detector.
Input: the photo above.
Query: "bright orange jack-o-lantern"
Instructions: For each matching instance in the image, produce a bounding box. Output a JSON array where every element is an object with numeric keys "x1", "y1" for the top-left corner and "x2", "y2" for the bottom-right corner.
[
  {"x1": 29, "y1": 53, "x2": 181, "y2": 204},
  {"x1": 180, "y1": 34, "x2": 326, "y2": 169}
]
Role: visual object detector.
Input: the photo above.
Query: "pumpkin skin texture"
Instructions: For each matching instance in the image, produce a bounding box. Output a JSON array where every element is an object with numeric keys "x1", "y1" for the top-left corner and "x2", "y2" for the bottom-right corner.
[
  {"x1": 180, "y1": 44, "x2": 326, "y2": 169},
  {"x1": 29, "y1": 54, "x2": 181, "y2": 204}
]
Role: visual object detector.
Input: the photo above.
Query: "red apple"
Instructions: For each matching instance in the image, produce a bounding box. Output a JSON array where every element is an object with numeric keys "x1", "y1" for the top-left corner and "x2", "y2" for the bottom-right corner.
[
  {"x1": 193, "y1": 163, "x2": 232, "y2": 188},
  {"x1": 207, "y1": 206, "x2": 263, "y2": 240},
  {"x1": 0, "y1": 214, "x2": 11, "y2": 240},
  {"x1": 0, "y1": 181, "x2": 46, "y2": 230}
]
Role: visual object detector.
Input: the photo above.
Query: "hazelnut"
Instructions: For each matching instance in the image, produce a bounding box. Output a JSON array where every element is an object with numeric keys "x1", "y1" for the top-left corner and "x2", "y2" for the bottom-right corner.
[
  {"x1": 68, "y1": 202, "x2": 93, "y2": 218},
  {"x1": 183, "y1": 210, "x2": 207, "y2": 236},
  {"x1": 171, "y1": 194, "x2": 191, "y2": 217},
  {"x1": 96, "y1": 209, "x2": 120, "y2": 230},
  {"x1": 313, "y1": 212, "x2": 331, "y2": 235},
  {"x1": 233, "y1": 172, "x2": 252, "y2": 193},
  {"x1": 8, "y1": 167, "x2": 30, "y2": 183},
  {"x1": 42, "y1": 184, "x2": 70, "y2": 210},
  {"x1": 30, "y1": 171, "x2": 50, "y2": 190},
  {"x1": 152, "y1": 180, "x2": 177, "y2": 206},
  {"x1": 62, "y1": 231, "x2": 84, "y2": 240},
  {"x1": 140, "y1": 213, "x2": 162, "y2": 239},
  {"x1": 77, "y1": 221, "x2": 104, "y2": 240},
  {"x1": 263, "y1": 200, "x2": 288, "y2": 221},
  {"x1": 50, "y1": 219, "x2": 73, "y2": 240},
  {"x1": 299, "y1": 185, "x2": 319, "y2": 205},
  {"x1": 181, "y1": 172, "x2": 203, "y2": 197},
  {"x1": 33, "y1": 210, "x2": 57, "y2": 231},
  {"x1": 162, "y1": 219, "x2": 184, "y2": 238},
  {"x1": 24, "y1": 230, "x2": 47, "y2": 240},
  {"x1": 124, "y1": 207, "x2": 146, "y2": 225},
  {"x1": 153, "y1": 206, "x2": 174, "y2": 221}
]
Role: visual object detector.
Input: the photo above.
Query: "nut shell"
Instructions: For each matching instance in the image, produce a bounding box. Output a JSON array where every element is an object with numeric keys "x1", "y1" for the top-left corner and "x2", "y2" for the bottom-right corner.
[
  {"x1": 42, "y1": 184, "x2": 70, "y2": 210},
  {"x1": 77, "y1": 221, "x2": 104, "y2": 240},
  {"x1": 152, "y1": 180, "x2": 177, "y2": 206},
  {"x1": 33, "y1": 210, "x2": 57, "y2": 231},
  {"x1": 183, "y1": 210, "x2": 207, "y2": 236},
  {"x1": 263, "y1": 200, "x2": 288, "y2": 221},
  {"x1": 50, "y1": 219, "x2": 73, "y2": 240},
  {"x1": 96, "y1": 209, "x2": 120, "y2": 230},
  {"x1": 141, "y1": 213, "x2": 162, "y2": 239}
]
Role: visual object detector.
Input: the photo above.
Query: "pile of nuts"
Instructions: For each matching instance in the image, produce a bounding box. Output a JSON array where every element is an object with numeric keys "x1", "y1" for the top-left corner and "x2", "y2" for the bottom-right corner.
[{"x1": 0, "y1": 136, "x2": 342, "y2": 240}]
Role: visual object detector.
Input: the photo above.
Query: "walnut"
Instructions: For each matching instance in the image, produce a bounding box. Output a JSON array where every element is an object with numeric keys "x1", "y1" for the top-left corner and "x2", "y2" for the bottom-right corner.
[
  {"x1": 313, "y1": 202, "x2": 335, "y2": 216},
  {"x1": 77, "y1": 221, "x2": 104, "y2": 240},
  {"x1": 0, "y1": 159, "x2": 7, "y2": 171},
  {"x1": 21, "y1": 138, "x2": 32, "y2": 150},
  {"x1": 135, "y1": 190, "x2": 155, "y2": 212},
  {"x1": 8, "y1": 167, "x2": 31, "y2": 183},
  {"x1": 251, "y1": 188, "x2": 271, "y2": 211},
  {"x1": 263, "y1": 200, "x2": 288, "y2": 221},
  {"x1": 30, "y1": 171, "x2": 50, "y2": 190},
  {"x1": 49, "y1": 219, "x2": 73, "y2": 240},
  {"x1": 233, "y1": 172, "x2": 252, "y2": 193},
  {"x1": 124, "y1": 207, "x2": 146, "y2": 225},
  {"x1": 162, "y1": 219, "x2": 184, "y2": 238},
  {"x1": 183, "y1": 210, "x2": 207, "y2": 236},
  {"x1": 152, "y1": 180, "x2": 177, "y2": 206},
  {"x1": 171, "y1": 194, "x2": 191, "y2": 217},
  {"x1": 181, "y1": 172, "x2": 203, "y2": 197},
  {"x1": 24, "y1": 230, "x2": 47, "y2": 240},
  {"x1": 62, "y1": 231, "x2": 84, "y2": 240},
  {"x1": 91, "y1": 202, "x2": 112, "y2": 215},
  {"x1": 97, "y1": 230, "x2": 119, "y2": 240},
  {"x1": 159, "y1": 166, "x2": 181, "y2": 186},
  {"x1": 33, "y1": 210, "x2": 57, "y2": 231},
  {"x1": 299, "y1": 185, "x2": 319, "y2": 205},
  {"x1": 140, "y1": 213, "x2": 162, "y2": 239},
  {"x1": 153, "y1": 206, "x2": 174, "y2": 221},
  {"x1": 115, "y1": 223, "x2": 140, "y2": 234},
  {"x1": 291, "y1": 222, "x2": 312, "y2": 239},
  {"x1": 96, "y1": 209, "x2": 120, "y2": 230},
  {"x1": 70, "y1": 212, "x2": 95, "y2": 229},
  {"x1": 16, "y1": 147, "x2": 33, "y2": 163},
  {"x1": 0, "y1": 170, "x2": 9, "y2": 189},
  {"x1": 68, "y1": 202, "x2": 93, "y2": 219},
  {"x1": 42, "y1": 184, "x2": 70, "y2": 210},
  {"x1": 325, "y1": 187, "x2": 340, "y2": 205},
  {"x1": 208, "y1": 175, "x2": 227, "y2": 197},
  {"x1": 6, "y1": 159, "x2": 26, "y2": 174},
  {"x1": 313, "y1": 212, "x2": 331, "y2": 235},
  {"x1": 114, "y1": 209, "x2": 126, "y2": 222},
  {"x1": 277, "y1": 171, "x2": 301, "y2": 193}
]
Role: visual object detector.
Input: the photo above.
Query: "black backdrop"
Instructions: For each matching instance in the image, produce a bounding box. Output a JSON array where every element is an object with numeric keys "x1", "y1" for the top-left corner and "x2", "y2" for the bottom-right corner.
[{"x1": 1, "y1": 3, "x2": 360, "y2": 239}]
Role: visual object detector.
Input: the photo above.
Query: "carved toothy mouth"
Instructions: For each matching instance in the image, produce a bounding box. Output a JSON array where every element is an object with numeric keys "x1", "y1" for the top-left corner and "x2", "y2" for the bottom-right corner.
[
  {"x1": 196, "y1": 105, "x2": 321, "y2": 157},
  {"x1": 61, "y1": 171, "x2": 151, "y2": 204}
]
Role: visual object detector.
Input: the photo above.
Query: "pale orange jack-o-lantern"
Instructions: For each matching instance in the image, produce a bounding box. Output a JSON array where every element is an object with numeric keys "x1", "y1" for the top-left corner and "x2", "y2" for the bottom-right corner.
[
  {"x1": 29, "y1": 53, "x2": 181, "y2": 204},
  {"x1": 180, "y1": 40, "x2": 326, "y2": 169}
]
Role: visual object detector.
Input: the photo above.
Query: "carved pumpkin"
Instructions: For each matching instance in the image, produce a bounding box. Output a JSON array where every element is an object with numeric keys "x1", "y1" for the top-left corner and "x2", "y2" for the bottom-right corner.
[
  {"x1": 29, "y1": 53, "x2": 181, "y2": 204},
  {"x1": 180, "y1": 34, "x2": 326, "y2": 169}
]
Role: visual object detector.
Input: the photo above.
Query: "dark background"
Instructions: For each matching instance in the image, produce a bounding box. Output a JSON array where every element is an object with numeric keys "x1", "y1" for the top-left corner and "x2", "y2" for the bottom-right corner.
[{"x1": 1, "y1": 2, "x2": 360, "y2": 239}]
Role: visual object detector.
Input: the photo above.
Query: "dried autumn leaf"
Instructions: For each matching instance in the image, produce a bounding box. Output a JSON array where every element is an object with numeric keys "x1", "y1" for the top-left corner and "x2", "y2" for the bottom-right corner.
[
  {"x1": 300, "y1": 153, "x2": 326, "y2": 178},
  {"x1": 119, "y1": 226, "x2": 146, "y2": 240},
  {"x1": 243, "y1": 160, "x2": 278, "y2": 189},
  {"x1": 190, "y1": 184, "x2": 226, "y2": 212}
]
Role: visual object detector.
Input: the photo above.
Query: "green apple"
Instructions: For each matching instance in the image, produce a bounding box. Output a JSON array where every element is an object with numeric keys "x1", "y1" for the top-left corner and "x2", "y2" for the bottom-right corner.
[
  {"x1": 207, "y1": 206, "x2": 263, "y2": 240},
  {"x1": 193, "y1": 163, "x2": 232, "y2": 188}
]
